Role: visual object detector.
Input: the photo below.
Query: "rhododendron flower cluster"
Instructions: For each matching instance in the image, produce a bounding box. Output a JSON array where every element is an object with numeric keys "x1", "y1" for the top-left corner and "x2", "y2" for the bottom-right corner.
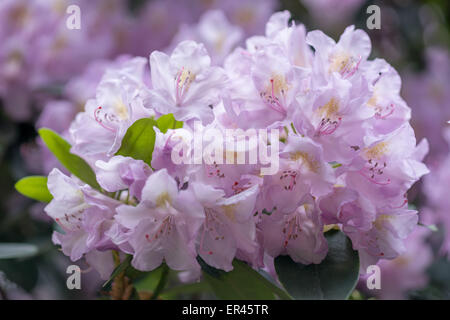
[{"x1": 41, "y1": 11, "x2": 429, "y2": 279}]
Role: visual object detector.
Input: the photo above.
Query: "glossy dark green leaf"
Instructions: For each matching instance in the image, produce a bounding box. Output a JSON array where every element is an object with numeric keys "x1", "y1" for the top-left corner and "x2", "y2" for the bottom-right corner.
[
  {"x1": 198, "y1": 257, "x2": 291, "y2": 300},
  {"x1": 275, "y1": 230, "x2": 359, "y2": 300},
  {"x1": 38, "y1": 128, "x2": 101, "y2": 191},
  {"x1": 115, "y1": 118, "x2": 157, "y2": 166},
  {"x1": 15, "y1": 176, "x2": 53, "y2": 202}
]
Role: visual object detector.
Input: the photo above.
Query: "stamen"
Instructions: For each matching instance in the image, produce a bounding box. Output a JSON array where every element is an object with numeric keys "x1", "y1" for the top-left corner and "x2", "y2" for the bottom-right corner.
[
  {"x1": 280, "y1": 170, "x2": 297, "y2": 191},
  {"x1": 359, "y1": 159, "x2": 391, "y2": 185},
  {"x1": 175, "y1": 67, "x2": 195, "y2": 105},
  {"x1": 94, "y1": 106, "x2": 117, "y2": 132},
  {"x1": 316, "y1": 117, "x2": 342, "y2": 136},
  {"x1": 145, "y1": 216, "x2": 173, "y2": 243},
  {"x1": 282, "y1": 214, "x2": 301, "y2": 248},
  {"x1": 55, "y1": 212, "x2": 83, "y2": 232},
  {"x1": 390, "y1": 194, "x2": 408, "y2": 209},
  {"x1": 259, "y1": 78, "x2": 287, "y2": 115},
  {"x1": 199, "y1": 227, "x2": 214, "y2": 256},
  {"x1": 372, "y1": 71, "x2": 383, "y2": 86},
  {"x1": 231, "y1": 180, "x2": 252, "y2": 195},
  {"x1": 54, "y1": 218, "x2": 70, "y2": 232},
  {"x1": 207, "y1": 161, "x2": 225, "y2": 178},
  {"x1": 199, "y1": 209, "x2": 225, "y2": 256},
  {"x1": 375, "y1": 103, "x2": 395, "y2": 120},
  {"x1": 175, "y1": 67, "x2": 184, "y2": 103},
  {"x1": 341, "y1": 55, "x2": 361, "y2": 79}
]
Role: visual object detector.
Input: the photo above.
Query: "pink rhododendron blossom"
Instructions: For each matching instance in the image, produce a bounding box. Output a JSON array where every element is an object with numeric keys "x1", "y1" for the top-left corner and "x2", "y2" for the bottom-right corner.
[
  {"x1": 261, "y1": 195, "x2": 328, "y2": 265},
  {"x1": 359, "y1": 227, "x2": 433, "y2": 299},
  {"x1": 39, "y1": 11, "x2": 429, "y2": 281},
  {"x1": 116, "y1": 169, "x2": 204, "y2": 272},
  {"x1": 70, "y1": 57, "x2": 154, "y2": 162},
  {"x1": 149, "y1": 41, "x2": 227, "y2": 125},
  {"x1": 95, "y1": 156, "x2": 151, "y2": 201},
  {"x1": 46, "y1": 168, "x2": 121, "y2": 261}
]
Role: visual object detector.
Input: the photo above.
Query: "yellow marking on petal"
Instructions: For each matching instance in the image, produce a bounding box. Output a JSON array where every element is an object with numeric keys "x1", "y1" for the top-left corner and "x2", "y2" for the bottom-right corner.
[
  {"x1": 373, "y1": 214, "x2": 392, "y2": 230},
  {"x1": 318, "y1": 98, "x2": 340, "y2": 118},
  {"x1": 225, "y1": 150, "x2": 237, "y2": 163},
  {"x1": 225, "y1": 148, "x2": 247, "y2": 164},
  {"x1": 367, "y1": 94, "x2": 378, "y2": 107},
  {"x1": 115, "y1": 100, "x2": 129, "y2": 120},
  {"x1": 393, "y1": 256, "x2": 410, "y2": 266},
  {"x1": 215, "y1": 33, "x2": 226, "y2": 52},
  {"x1": 156, "y1": 192, "x2": 171, "y2": 208},
  {"x1": 179, "y1": 69, "x2": 195, "y2": 88},
  {"x1": 222, "y1": 204, "x2": 237, "y2": 222},
  {"x1": 329, "y1": 52, "x2": 351, "y2": 73},
  {"x1": 290, "y1": 151, "x2": 320, "y2": 173},
  {"x1": 267, "y1": 74, "x2": 289, "y2": 97},
  {"x1": 365, "y1": 141, "x2": 389, "y2": 160}
]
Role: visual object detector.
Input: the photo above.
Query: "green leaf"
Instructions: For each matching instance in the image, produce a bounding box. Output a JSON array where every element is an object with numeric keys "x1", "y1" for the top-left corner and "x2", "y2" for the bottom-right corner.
[
  {"x1": 103, "y1": 255, "x2": 132, "y2": 288},
  {"x1": 115, "y1": 115, "x2": 182, "y2": 166},
  {"x1": 133, "y1": 266, "x2": 164, "y2": 292},
  {"x1": 133, "y1": 265, "x2": 181, "y2": 300},
  {"x1": 198, "y1": 257, "x2": 291, "y2": 300},
  {"x1": 0, "y1": 243, "x2": 39, "y2": 259},
  {"x1": 274, "y1": 230, "x2": 359, "y2": 300},
  {"x1": 115, "y1": 118, "x2": 157, "y2": 166},
  {"x1": 174, "y1": 121, "x2": 183, "y2": 129},
  {"x1": 15, "y1": 176, "x2": 53, "y2": 202},
  {"x1": 38, "y1": 128, "x2": 101, "y2": 191},
  {"x1": 156, "y1": 114, "x2": 183, "y2": 133}
]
